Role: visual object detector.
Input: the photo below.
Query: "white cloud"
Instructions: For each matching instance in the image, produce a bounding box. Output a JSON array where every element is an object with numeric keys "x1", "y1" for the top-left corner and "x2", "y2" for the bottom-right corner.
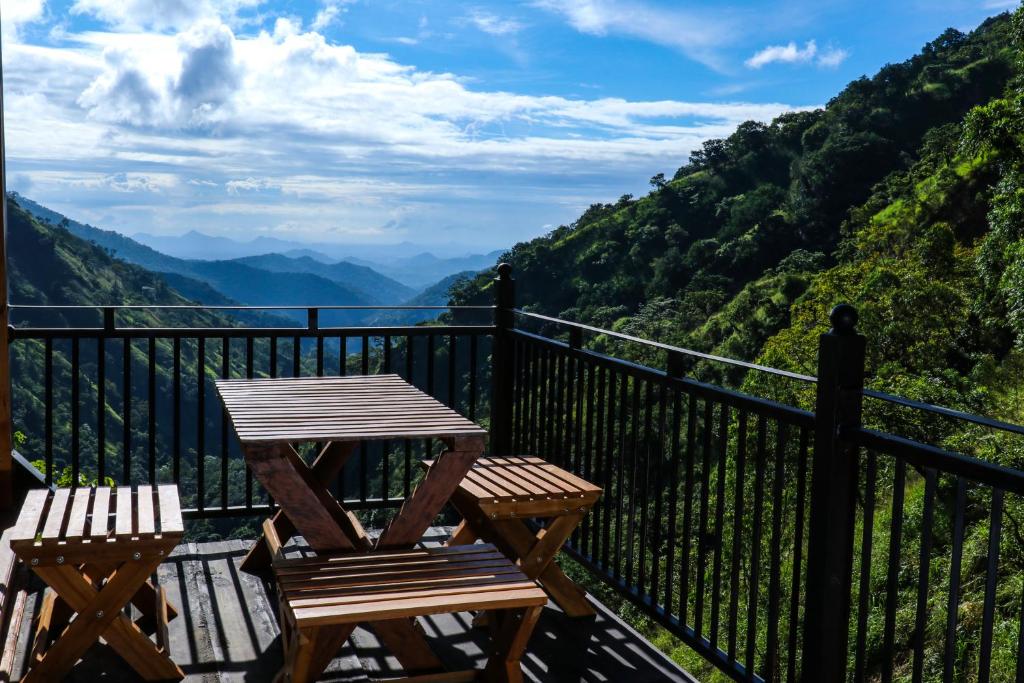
[
  {"x1": 310, "y1": 0, "x2": 356, "y2": 31},
  {"x1": 3, "y1": 13, "x2": 808, "y2": 245},
  {"x1": 465, "y1": 9, "x2": 524, "y2": 36},
  {"x1": 1, "y1": 0, "x2": 46, "y2": 40},
  {"x1": 745, "y1": 40, "x2": 848, "y2": 69},
  {"x1": 70, "y1": 0, "x2": 263, "y2": 31},
  {"x1": 816, "y1": 46, "x2": 849, "y2": 68},
  {"x1": 746, "y1": 40, "x2": 817, "y2": 68},
  {"x1": 532, "y1": 0, "x2": 734, "y2": 69}
]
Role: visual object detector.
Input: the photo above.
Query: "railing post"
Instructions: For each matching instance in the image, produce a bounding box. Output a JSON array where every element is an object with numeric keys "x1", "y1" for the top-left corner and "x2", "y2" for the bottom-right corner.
[
  {"x1": 490, "y1": 263, "x2": 515, "y2": 455},
  {"x1": 801, "y1": 304, "x2": 865, "y2": 681}
]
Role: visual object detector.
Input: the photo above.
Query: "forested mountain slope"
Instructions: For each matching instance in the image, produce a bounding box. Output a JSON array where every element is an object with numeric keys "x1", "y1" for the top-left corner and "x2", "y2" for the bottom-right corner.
[
  {"x1": 447, "y1": 12, "x2": 1024, "y2": 681},
  {"x1": 451, "y1": 13, "x2": 1018, "y2": 377}
]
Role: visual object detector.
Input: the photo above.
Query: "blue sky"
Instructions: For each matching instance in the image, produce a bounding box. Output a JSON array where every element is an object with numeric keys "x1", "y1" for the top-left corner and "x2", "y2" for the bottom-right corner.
[{"x1": 0, "y1": 0, "x2": 1015, "y2": 254}]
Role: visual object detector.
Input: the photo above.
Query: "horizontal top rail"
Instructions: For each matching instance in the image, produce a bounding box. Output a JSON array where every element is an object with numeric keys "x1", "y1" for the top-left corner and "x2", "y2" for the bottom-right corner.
[
  {"x1": 514, "y1": 309, "x2": 818, "y2": 383},
  {"x1": 847, "y1": 426, "x2": 1024, "y2": 495},
  {"x1": 863, "y1": 388, "x2": 1024, "y2": 436},
  {"x1": 9, "y1": 304, "x2": 496, "y2": 311},
  {"x1": 8, "y1": 324, "x2": 496, "y2": 339}
]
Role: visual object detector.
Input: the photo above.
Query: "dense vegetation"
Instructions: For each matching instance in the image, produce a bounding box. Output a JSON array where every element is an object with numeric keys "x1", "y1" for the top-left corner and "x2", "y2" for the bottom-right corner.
[{"x1": 451, "y1": 9, "x2": 1024, "y2": 681}]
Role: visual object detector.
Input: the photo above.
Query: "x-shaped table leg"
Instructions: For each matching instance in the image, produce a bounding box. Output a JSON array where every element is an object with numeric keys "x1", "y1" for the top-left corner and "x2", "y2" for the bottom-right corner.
[
  {"x1": 246, "y1": 437, "x2": 485, "y2": 676},
  {"x1": 27, "y1": 554, "x2": 183, "y2": 682}
]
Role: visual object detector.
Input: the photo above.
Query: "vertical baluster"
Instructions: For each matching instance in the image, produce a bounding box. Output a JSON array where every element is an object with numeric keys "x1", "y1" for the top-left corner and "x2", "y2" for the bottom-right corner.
[
  {"x1": 447, "y1": 334, "x2": 456, "y2": 408},
  {"x1": 635, "y1": 380, "x2": 652, "y2": 593},
  {"x1": 695, "y1": 399, "x2": 713, "y2": 637},
  {"x1": 221, "y1": 337, "x2": 229, "y2": 509},
  {"x1": 197, "y1": 337, "x2": 206, "y2": 513},
  {"x1": 727, "y1": 411, "x2": 747, "y2": 661},
  {"x1": 270, "y1": 336, "x2": 278, "y2": 378},
  {"x1": 590, "y1": 364, "x2": 606, "y2": 562},
  {"x1": 97, "y1": 336, "x2": 106, "y2": 485},
  {"x1": 680, "y1": 392, "x2": 697, "y2": 627},
  {"x1": 172, "y1": 337, "x2": 180, "y2": 486},
  {"x1": 978, "y1": 488, "x2": 1004, "y2": 683},
  {"x1": 316, "y1": 336, "x2": 324, "y2": 377},
  {"x1": 787, "y1": 427, "x2": 810, "y2": 683},
  {"x1": 601, "y1": 369, "x2": 616, "y2": 571},
  {"x1": 881, "y1": 459, "x2": 906, "y2": 683},
  {"x1": 245, "y1": 336, "x2": 254, "y2": 509},
  {"x1": 530, "y1": 345, "x2": 541, "y2": 456},
  {"x1": 613, "y1": 372, "x2": 628, "y2": 581},
  {"x1": 710, "y1": 403, "x2": 730, "y2": 650},
  {"x1": 123, "y1": 336, "x2": 131, "y2": 483},
  {"x1": 765, "y1": 423, "x2": 789, "y2": 680},
  {"x1": 292, "y1": 335, "x2": 301, "y2": 378},
  {"x1": 71, "y1": 337, "x2": 80, "y2": 485},
  {"x1": 424, "y1": 332, "x2": 435, "y2": 466},
  {"x1": 943, "y1": 477, "x2": 967, "y2": 683},
  {"x1": 469, "y1": 334, "x2": 478, "y2": 423},
  {"x1": 362, "y1": 335, "x2": 370, "y2": 375},
  {"x1": 339, "y1": 335, "x2": 347, "y2": 376},
  {"x1": 1015, "y1": 576, "x2": 1024, "y2": 683},
  {"x1": 44, "y1": 338, "x2": 52, "y2": 485},
  {"x1": 148, "y1": 337, "x2": 156, "y2": 484},
  {"x1": 382, "y1": 336, "x2": 391, "y2": 502},
  {"x1": 581, "y1": 361, "x2": 596, "y2": 557},
  {"x1": 404, "y1": 334, "x2": 413, "y2": 499},
  {"x1": 664, "y1": 386, "x2": 682, "y2": 618},
  {"x1": 911, "y1": 468, "x2": 937, "y2": 683},
  {"x1": 745, "y1": 415, "x2": 768, "y2": 674}
]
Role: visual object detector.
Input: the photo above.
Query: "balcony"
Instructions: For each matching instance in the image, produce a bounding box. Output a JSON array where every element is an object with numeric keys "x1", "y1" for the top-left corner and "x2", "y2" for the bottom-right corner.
[{"x1": 0, "y1": 272, "x2": 1021, "y2": 682}]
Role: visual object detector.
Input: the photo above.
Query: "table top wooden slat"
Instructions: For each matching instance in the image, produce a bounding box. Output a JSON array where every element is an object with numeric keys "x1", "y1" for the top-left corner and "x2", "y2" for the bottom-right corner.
[{"x1": 216, "y1": 374, "x2": 487, "y2": 444}]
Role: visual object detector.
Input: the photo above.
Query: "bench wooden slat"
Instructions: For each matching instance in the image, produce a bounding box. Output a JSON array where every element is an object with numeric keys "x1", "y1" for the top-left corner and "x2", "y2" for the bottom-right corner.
[
  {"x1": 156, "y1": 485, "x2": 184, "y2": 536},
  {"x1": 64, "y1": 488, "x2": 92, "y2": 541},
  {"x1": 90, "y1": 487, "x2": 112, "y2": 540},
  {"x1": 292, "y1": 587, "x2": 545, "y2": 627},
  {"x1": 40, "y1": 489, "x2": 70, "y2": 542},
  {"x1": 10, "y1": 489, "x2": 50, "y2": 542},
  {"x1": 115, "y1": 487, "x2": 134, "y2": 538},
  {"x1": 136, "y1": 486, "x2": 155, "y2": 536}
]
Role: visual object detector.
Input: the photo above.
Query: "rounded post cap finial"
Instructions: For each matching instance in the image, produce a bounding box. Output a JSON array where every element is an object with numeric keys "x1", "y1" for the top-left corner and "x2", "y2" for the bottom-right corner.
[
  {"x1": 496, "y1": 262, "x2": 513, "y2": 279},
  {"x1": 829, "y1": 303, "x2": 858, "y2": 334}
]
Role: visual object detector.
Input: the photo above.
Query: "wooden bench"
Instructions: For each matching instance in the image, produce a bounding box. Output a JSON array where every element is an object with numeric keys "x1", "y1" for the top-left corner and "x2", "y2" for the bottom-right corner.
[
  {"x1": 8, "y1": 485, "x2": 184, "y2": 682},
  {"x1": 265, "y1": 524, "x2": 547, "y2": 683},
  {"x1": 426, "y1": 456, "x2": 602, "y2": 618}
]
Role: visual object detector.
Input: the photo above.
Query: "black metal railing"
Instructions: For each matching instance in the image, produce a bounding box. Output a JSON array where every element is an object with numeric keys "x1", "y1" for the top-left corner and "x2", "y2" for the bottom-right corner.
[
  {"x1": 7, "y1": 267, "x2": 1024, "y2": 682},
  {"x1": 8, "y1": 304, "x2": 494, "y2": 525}
]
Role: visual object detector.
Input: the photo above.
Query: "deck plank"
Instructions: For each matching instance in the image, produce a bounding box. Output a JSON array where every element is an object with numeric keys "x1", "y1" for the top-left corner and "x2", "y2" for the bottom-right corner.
[{"x1": 7, "y1": 529, "x2": 696, "y2": 683}]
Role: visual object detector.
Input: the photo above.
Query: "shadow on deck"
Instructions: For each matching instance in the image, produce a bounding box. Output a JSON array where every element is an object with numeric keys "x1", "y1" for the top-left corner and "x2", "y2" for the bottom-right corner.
[{"x1": 7, "y1": 530, "x2": 696, "y2": 682}]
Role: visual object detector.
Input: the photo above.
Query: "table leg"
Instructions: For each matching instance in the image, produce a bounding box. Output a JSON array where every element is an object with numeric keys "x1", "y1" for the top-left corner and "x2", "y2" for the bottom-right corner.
[
  {"x1": 243, "y1": 442, "x2": 356, "y2": 555},
  {"x1": 242, "y1": 442, "x2": 358, "y2": 573},
  {"x1": 376, "y1": 436, "x2": 484, "y2": 550}
]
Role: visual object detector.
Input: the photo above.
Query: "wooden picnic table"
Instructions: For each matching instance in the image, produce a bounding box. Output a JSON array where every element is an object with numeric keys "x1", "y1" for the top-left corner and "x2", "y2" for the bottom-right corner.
[{"x1": 216, "y1": 373, "x2": 488, "y2": 674}]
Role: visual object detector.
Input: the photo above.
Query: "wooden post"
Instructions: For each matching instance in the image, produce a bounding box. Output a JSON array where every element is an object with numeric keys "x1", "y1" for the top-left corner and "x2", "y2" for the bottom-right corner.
[
  {"x1": 801, "y1": 304, "x2": 864, "y2": 681},
  {"x1": 490, "y1": 263, "x2": 515, "y2": 455},
  {"x1": 0, "y1": 27, "x2": 13, "y2": 511}
]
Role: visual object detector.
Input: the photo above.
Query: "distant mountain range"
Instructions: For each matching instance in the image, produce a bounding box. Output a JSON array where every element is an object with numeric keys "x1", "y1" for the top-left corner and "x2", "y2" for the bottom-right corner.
[
  {"x1": 9, "y1": 193, "x2": 500, "y2": 325},
  {"x1": 130, "y1": 229, "x2": 503, "y2": 289}
]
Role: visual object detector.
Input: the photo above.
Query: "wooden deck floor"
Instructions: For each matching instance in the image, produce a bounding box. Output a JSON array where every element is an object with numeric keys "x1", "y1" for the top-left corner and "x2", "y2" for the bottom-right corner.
[{"x1": 6, "y1": 529, "x2": 696, "y2": 682}]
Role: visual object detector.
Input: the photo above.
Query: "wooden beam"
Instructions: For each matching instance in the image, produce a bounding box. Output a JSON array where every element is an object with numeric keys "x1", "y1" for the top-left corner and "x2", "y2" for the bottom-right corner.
[{"x1": 0, "y1": 24, "x2": 13, "y2": 511}]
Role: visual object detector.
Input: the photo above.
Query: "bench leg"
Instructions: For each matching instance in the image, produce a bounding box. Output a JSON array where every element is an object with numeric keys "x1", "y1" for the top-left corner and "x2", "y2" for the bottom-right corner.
[
  {"x1": 447, "y1": 519, "x2": 479, "y2": 547},
  {"x1": 371, "y1": 618, "x2": 444, "y2": 674},
  {"x1": 482, "y1": 606, "x2": 543, "y2": 683},
  {"x1": 279, "y1": 625, "x2": 355, "y2": 683}
]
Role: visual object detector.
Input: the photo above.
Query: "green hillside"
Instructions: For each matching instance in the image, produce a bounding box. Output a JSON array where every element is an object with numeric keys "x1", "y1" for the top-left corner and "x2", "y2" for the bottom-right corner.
[
  {"x1": 11, "y1": 194, "x2": 388, "y2": 321},
  {"x1": 449, "y1": 9, "x2": 1024, "y2": 681}
]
